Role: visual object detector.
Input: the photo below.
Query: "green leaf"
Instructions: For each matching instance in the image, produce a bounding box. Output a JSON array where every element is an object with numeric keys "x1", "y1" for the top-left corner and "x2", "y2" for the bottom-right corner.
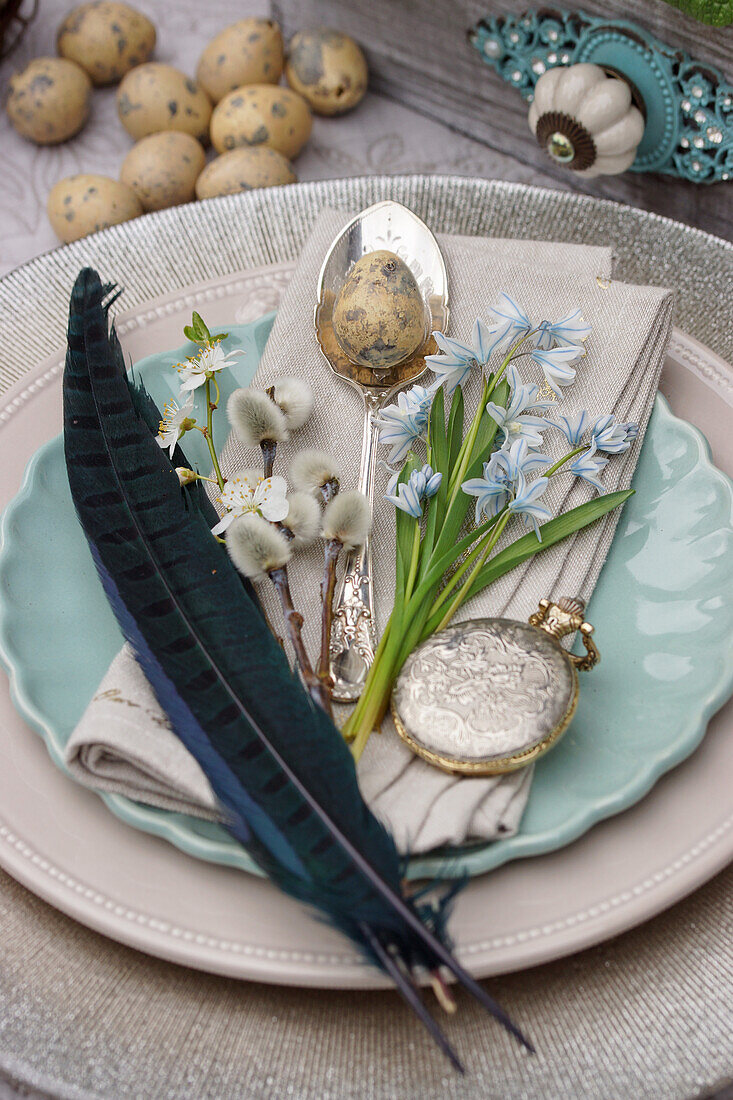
[
  {"x1": 419, "y1": 489, "x2": 634, "y2": 639},
  {"x1": 464, "y1": 378, "x2": 508, "y2": 480},
  {"x1": 468, "y1": 486, "x2": 635, "y2": 598},
  {"x1": 424, "y1": 385, "x2": 447, "y2": 548},
  {"x1": 191, "y1": 311, "x2": 210, "y2": 342},
  {"x1": 395, "y1": 453, "x2": 420, "y2": 580},
  {"x1": 418, "y1": 511, "x2": 501, "y2": 595},
  {"x1": 211, "y1": 331, "x2": 229, "y2": 343},
  {"x1": 428, "y1": 384, "x2": 447, "y2": 479},
  {"x1": 447, "y1": 387, "x2": 464, "y2": 470},
  {"x1": 183, "y1": 325, "x2": 197, "y2": 343}
]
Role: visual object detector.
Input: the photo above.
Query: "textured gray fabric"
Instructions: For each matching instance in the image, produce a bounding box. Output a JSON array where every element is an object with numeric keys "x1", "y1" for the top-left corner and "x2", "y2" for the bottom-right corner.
[
  {"x1": 0, "y1": 862, "x2": 731, "y2": 1100},
  {"x1": 66, "y1": 649, "x2": 219, "y2": 823}
]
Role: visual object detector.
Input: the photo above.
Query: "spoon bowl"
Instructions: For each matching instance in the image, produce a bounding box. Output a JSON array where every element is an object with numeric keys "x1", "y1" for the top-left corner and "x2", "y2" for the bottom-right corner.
[{"x1": 314, "y1": 201, "x2": 448, "y2": 702}]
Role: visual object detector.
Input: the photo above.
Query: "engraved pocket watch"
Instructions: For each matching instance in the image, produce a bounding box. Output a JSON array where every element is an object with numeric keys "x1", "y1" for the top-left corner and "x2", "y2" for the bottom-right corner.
[{"x1": 391, "y1": 597, "x2": 600, "y2": 776}]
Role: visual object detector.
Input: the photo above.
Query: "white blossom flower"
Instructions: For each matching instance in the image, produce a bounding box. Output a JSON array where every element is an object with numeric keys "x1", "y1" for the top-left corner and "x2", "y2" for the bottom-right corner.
[
  {"x1": 385, "y1": 464, "x2": 442, "y2": 518},
  {"x1": 490, "y1": 296, "x2": 592, "y2": 352},
  {"x1": 461, "y1": 468, "x2": 510, "y2": 524},
  {"x1": 486, "y1": 366, "x2": 554, "y2": 448},
  {"x1": 177, "y1": 343, "x2": 243, "y2": 392},
  {"x1": 551, "y1": 409, "x2": 591, "y2": 447},
  {"x1": 157, "y1": 393, "x2": 195, "y2": 458},
  {"x1": 592, "y1": 414, "x2": 639, "y2": 454},
  {"x1": 211, "y1": 470, "x2": 289, "y2": 535},
  {"x1": 489, "y1": 293, "x2": 533, "y2": 345},
  {"x1": 530, "y1": 344, "x2": 585, "y2": 397},
  {"x1": 425, "y1": 318, "x2": 511, "y2": 394},
  {"x1": 567, "y1": 443, "x2": 609, "y2": 492},
  {"x1": 374, "y1": 384, "x2": 434, "y2": 465},
  {"x1": 535, "y1": 308, "x2": 592, "y2": 350},
  {"x1": 506, "y1": 471, "x2": 552, "y2": 540},
  {"x1": 490, "y1": 438, "x2": 551, "y2": 486}
]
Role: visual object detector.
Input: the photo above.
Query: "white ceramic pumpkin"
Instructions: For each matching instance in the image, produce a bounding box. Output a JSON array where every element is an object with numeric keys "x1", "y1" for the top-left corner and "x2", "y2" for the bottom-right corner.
[{"x1": 528, "y1": 63, "x2": 645, "y2": 178}]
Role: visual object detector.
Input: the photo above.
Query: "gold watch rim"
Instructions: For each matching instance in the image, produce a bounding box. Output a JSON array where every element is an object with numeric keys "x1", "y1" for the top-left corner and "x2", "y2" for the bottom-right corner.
[{"x1": 389, "y1": 664, "x2": 579, "y2": 777}]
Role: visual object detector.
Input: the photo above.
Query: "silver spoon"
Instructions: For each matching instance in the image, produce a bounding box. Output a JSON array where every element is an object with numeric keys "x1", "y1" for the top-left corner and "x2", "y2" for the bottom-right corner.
[{"x1": 314, "y1": 200, "x2": 449, "y2": 702}]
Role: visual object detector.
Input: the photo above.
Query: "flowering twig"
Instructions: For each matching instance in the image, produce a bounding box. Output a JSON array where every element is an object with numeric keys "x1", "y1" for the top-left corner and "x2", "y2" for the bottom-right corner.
[
  {"x1": 204, "y1": 379, "x2": 225, "y2": 491},
  {"x1": 226, "y1": 513, "x2": 331, "y2": 715},
  {"x1": 269, "y1": 565, "x2": 333, "y2": 716}
]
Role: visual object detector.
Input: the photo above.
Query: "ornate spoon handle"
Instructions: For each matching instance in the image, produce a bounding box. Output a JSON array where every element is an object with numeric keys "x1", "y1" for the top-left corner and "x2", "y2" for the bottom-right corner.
[{"x1": 328, "y1": 390, "x2": 383, "y2": 702}]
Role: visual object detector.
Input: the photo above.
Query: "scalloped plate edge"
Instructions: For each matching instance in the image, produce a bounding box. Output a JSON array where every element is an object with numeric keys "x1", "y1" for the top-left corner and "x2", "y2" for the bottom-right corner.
[{"x1": 0, "y1": 394, "x2": 731, "y2": 883}]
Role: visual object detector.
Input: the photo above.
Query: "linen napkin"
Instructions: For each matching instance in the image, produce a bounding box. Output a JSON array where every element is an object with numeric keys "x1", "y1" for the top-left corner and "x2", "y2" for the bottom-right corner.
[{"x1": 66, "y1": 210, "x2": 673, "y2": 855}]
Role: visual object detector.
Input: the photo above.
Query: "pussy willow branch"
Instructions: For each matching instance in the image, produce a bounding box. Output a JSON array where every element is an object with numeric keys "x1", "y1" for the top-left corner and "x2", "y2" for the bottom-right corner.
[
  {"x1": 269, "y1": 567, "x2": 332, "y2": 717},
  {"x1": 261, "y1": 440, "x2": 277, "y2": 479},
  {"x1": 318, "y1": 538, "x2": 342, "y2": 686},
  {"x1": 319, "y1": 477, "x2": 340, "y2": 506}
]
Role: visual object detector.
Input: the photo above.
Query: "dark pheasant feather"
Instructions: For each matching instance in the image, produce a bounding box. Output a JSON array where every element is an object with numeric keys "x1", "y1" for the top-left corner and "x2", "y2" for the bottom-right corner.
[{"x1": 63, "y1": 269, "x2": 532, "y2": 1069}]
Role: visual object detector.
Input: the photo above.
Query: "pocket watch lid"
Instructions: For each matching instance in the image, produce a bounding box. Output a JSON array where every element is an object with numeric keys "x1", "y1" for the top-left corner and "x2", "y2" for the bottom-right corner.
[{"x1": 391, "y1": 615, "x2": 579, "y2": 775}]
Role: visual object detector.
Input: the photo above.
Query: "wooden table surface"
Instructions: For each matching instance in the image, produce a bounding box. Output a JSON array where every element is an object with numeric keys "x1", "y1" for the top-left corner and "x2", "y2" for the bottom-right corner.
[{"x1": 2, "y1": 0, "x2": 730, "y2": 282}]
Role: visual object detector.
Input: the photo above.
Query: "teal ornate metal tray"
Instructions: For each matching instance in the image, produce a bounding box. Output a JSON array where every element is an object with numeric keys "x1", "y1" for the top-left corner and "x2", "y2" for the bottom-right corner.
[
  {"x1": 0, "y1": 317, "x2": 731, "y2": 881},
  {"x1": 469, "y1": 8, "x2": 733, "y2": 183}
]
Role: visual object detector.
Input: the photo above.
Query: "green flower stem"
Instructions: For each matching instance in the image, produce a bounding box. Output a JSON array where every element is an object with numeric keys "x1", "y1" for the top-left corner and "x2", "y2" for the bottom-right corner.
[
  {"x1": 348, "y1": 623, "x2": 408, "y2": 759},
  {"x1": 349, "y1": 587, "x2": 436, "y2": 760},
  {"x1": 483, "y1": 331, "x2": 532, "y2": 403},
  {"x1": 404, "y1": 519, "x2": 421, "y2": 602},
  {"x1": 447, "y1": 377, "x2": 490, "y2": 500},
  {"x1": 342, "y1": 613, "x2": 393, "y2": 738},
  {"x1": 346, "y1": 508, "x2": 505, "y2": 756},
  {"x1": 433, "y1": 512, "x2": 511, "y2": 634},
  {"x1": 393, "y1": 590, "x2": 436, "y2": 677},
  {"x1": 345, "y1": 518, "x2": 420, "y2": 750},
  {"x1": 444, "y1": 334, "x2": 527, "y2": 504},
  {"x1": 425, "y1": 445, "x2": 583, "y2": 624},
  {"x1": 419, "y1": 489, "x2": 634, "y2": 642},
  {"x1": 204, "y1": 379, "x2": 225, "y2": 491},
  {"x1": 545, "y1": 445, "x2": 586, "y2": 478},
  {"x1": 427, "y1": 509, "x2": 506, "y2": 619}
]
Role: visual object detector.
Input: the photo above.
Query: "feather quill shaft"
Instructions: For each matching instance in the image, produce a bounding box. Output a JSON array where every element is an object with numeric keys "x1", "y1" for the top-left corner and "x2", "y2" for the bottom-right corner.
[{"x1": 63, "y1": 269, "x2": 531, "y2": 1067}]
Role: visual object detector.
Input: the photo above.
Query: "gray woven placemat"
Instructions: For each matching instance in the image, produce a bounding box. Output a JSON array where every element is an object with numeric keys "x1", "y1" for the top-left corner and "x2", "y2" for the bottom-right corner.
[{"x1": 0, "y1": 863, "x2": 731, "y2": 1099}]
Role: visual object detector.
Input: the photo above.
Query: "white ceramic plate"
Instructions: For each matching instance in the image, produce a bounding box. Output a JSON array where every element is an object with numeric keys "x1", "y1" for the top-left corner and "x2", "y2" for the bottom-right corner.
[{"x1": 0, "y1": 266, "x2": 731, "y2": 987}]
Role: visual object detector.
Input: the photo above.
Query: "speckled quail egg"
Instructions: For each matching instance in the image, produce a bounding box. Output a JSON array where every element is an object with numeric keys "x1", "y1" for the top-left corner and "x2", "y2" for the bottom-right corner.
[
  {"x1": 210, "y1": 84, "x2": 311, "y2": 159},
  {"x1": 332, "y1": 251, "x2": 427, "y2": 371},
  {"x1": 196, "y1": 18, "x2": 284, "y2": 103},
  {"x1": 117, "y1": 62, "x2": 212, "y2": 142},
  {"x1": 285, "y1": 29, "x2": 368, "y2": 116},
  {"x1": 56, "y1": 2, "x2": 156, "y2": 86},
  {"x1": 6, "y1": 57, "x2": 92, "y2": 144},
  {"x1": 195, "y1": 147, "x2": 295, "y2": 199},
  {"x1": 120, "y1": 131, "x2": 205, "y2": 211},
  {"x1": 47, "y1": 174, "x2": 143, "y2": 242}
]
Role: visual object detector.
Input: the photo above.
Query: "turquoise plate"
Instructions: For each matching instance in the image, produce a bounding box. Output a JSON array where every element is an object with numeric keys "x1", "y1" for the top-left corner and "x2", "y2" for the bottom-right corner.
[{"x1": 1, "y1": 317, "x2": 732, "y2": 881}]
